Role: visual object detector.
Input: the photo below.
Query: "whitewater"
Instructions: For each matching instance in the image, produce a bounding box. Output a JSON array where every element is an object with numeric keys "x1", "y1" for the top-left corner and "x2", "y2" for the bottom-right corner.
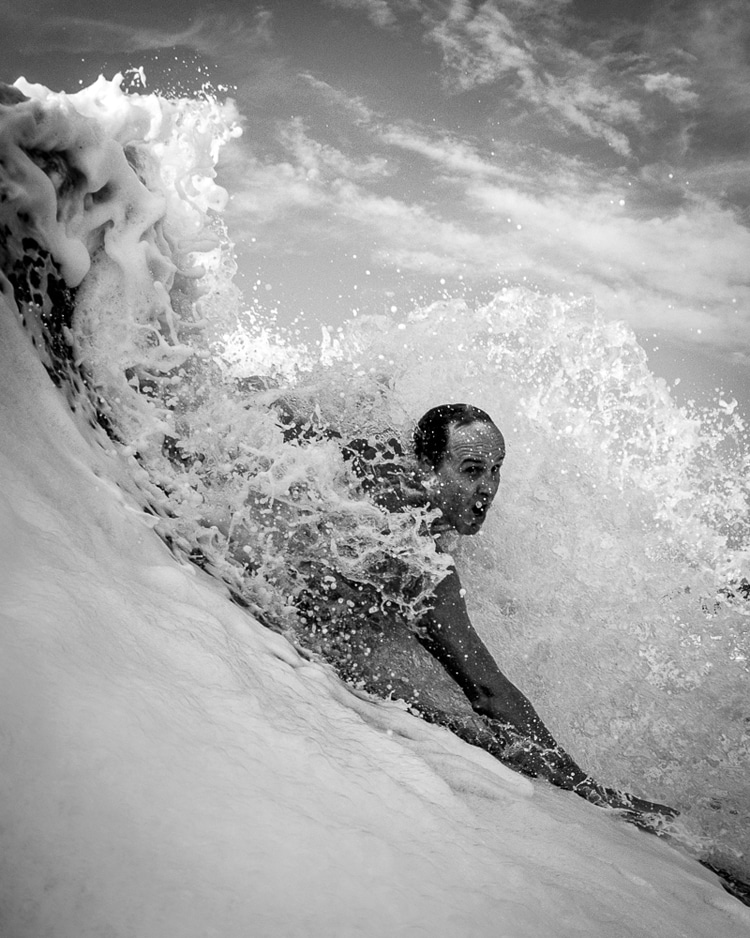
[{"x1": 1, "y1": 75, "x2": 749, "y2": 937}]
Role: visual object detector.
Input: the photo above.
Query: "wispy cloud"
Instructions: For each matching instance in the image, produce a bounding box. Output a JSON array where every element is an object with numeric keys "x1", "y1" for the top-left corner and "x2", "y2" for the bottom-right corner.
[
  {"x1": 223, "y1": 91, "x2": 750, "y2": 353},
  {"x1": 323, "y1": 0, "x2": 399, "y2": 29},
  {"x1": 209, "y1": 0, "x2": 750, "y2": 361},
  {"x1": 533, "y1": 68, "x2": 640, "y2": 157},
  {"x1": 426, "y1": 0, "x2": 536, "y2": 90},
  {"x1": 323, "y1": 0, "x2": 421, "y2": 29},
  {"x1": 655, "y1": 1, "x2": 750, "y2": 154},
  {"x1": 223, "y1": 117, "x2": 390, "y2": 228},
  {"x1": 299, "y1": 73, "x2": 377, "y2": 124},
  {"x1": 378, "y1": 124, "x2": 506, "y2": 180},
  {"x1": 328, "y1": 0, "x2": 725, "y2": 161},
  {"x1": 278, "y1": 118, "x2": 390, "y2": 182},
  {"x1": 421, "y1": 0, "x2": 644, "y2": 155},
  {"x1": 642, "y1": 73, "x2": 699, "y2": 108},
  {"x1": 464, "y1": 175, "x2": 750, "y2": 337},
  {"x1": 6, "y1": 7, "x2": 274, "y2": 59}
]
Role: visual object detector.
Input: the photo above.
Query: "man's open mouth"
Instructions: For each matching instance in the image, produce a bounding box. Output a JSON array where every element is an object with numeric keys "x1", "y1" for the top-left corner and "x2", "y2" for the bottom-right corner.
[{"x1": 471, "y1": 500, "x2": 488, "y2": 520}]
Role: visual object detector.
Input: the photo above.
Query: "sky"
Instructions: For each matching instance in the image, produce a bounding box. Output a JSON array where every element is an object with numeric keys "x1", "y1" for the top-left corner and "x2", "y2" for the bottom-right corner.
[{"x1": 2, "y1": 0, "x2": 750, "y2": 413}]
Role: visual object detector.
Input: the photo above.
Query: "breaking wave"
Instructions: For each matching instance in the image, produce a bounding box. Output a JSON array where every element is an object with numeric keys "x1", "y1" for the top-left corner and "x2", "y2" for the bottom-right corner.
[{"x1": 1, "y1": 74, "x2": 748, "y2": 885}]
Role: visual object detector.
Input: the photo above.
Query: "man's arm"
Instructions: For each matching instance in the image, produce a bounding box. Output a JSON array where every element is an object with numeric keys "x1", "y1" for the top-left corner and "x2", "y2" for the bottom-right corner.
[
  {"x1": 419, "y1": 566, "x2": 580, "y2": 762},
  {"x1": 417, "y1": 566, "x2": 681, "y2": 819}
]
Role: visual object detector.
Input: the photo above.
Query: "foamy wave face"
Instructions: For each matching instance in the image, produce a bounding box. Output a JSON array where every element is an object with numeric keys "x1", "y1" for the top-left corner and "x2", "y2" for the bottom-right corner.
[
  {"x1": 0, "y1": 74, "x2": 241, "y2": 448},
  {"x1": 2, "y1": 76, "x2": 749, "y2": 882}
]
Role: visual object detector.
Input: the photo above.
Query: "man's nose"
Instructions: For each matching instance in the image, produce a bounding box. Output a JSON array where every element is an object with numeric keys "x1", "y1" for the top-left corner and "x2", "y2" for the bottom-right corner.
[{"x1": 477, "y1": 475, "x2": 494, "y2": 496}]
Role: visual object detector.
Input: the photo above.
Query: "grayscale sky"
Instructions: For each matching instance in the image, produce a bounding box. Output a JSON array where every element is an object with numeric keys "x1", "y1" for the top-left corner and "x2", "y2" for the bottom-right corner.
[{"x1": 3, "y1": 0, "x2": 750, "y2": 415}]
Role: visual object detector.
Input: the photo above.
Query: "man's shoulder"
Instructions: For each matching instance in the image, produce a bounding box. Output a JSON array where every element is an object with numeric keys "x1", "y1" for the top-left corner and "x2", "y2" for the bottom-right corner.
[
  {"x1": 341, "y1": 435, "x2": 404, "y2": 486},
  {"x1": 342, "y1": 436, "x2": 426, "y2": 513}
]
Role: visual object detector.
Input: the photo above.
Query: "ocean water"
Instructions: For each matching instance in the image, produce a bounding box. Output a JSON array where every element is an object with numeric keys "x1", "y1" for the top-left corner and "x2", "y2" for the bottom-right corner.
[{"x1": 1, "y1": 75, "x2": 749, "y2": 932}]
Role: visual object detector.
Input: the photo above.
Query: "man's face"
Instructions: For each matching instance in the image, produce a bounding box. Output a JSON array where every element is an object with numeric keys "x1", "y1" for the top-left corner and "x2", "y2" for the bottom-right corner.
[{"x1": 424, "y1": 421, "x2": 505, "y2": 535}]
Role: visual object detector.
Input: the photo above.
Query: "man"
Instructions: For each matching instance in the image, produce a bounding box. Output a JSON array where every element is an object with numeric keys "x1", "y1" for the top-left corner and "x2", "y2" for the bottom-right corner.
[
  {"x1": 281, "y1": 398, "x2": 675, "y2": 820},
  {"x1": 410, "y1": 405, "x2": 553, "y2": 741},
  {"x1": 396, "y1": 404, "x2": 676, "y2": 818}
]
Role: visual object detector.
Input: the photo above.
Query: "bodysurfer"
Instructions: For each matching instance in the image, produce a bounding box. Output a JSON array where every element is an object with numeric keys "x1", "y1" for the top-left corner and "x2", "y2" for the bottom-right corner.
[
  {"x1": 329, "y1": 403, "x2": 677, "y2": 820},
  {"x1": 239, "y1": 395, "x2": 676, "y2": 821}
]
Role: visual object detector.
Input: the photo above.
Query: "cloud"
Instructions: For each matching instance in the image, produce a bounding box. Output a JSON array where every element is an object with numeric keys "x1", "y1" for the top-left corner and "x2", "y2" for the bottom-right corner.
[
  {"x1": 302, "y1": 1, "x2": 728, "y2": 163},
  {"x1": 331, "y1": 178, "x2": 505, "y2": 276},
  {"x1": 224, "y1": 97, "x2": 750, "y2": 353},
  {"x1": 278, "y1": 118, "x2": 390, "y2": 182},
  {"x1": 426, "y1": 0, "x2": 536, "y2": 90},
  {"x1": 642, "y1": 73, "x2": 699, "y2": 108},
  {"x1": 534, "y1": 69, "x2": 639, "y2": 156},
  {"x1": 299, "y1": 73, "x2": 378, "y2": 125},
  {"x1": 211, "y1": 0, "x2": 750, "y2": 359},
  {"x1": 460, "y1": 175, "x2": 750, "y2": 347},
  {"x1": 378, "y1": 124, "x2": 507, "y2": 180},
  {"x1": 6, "y1": 7, "x2": 274, "y2": 59},
  {"x1": 323, "y1": 0, "x2": 399, "y2": 28},
  {"x1": 636, "y1": 0, "x2": 750, "y2": 161},
  {"x1": 323, "y1": 0, "x2": 422, "y2": 29},
  {"x1": 224, "y1": 122, "x2": 500, "y2": 276},
  {"x1": 421, "y1": 0, "x2": 642, "y2": 155},
  {"x1": 222, "y1": 117, "x2": 391, "y2": 230}
]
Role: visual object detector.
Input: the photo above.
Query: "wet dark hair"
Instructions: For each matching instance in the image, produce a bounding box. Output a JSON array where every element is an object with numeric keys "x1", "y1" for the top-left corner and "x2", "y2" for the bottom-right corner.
[{"x1": 413, "y1": 403, "x2": 499, "y2": 470}]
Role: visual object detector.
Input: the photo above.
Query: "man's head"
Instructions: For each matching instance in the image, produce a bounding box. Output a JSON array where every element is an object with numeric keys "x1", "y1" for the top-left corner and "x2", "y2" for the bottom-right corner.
[{"x1": 414, "y1": 404, "x2": 505, "y2": 535}]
